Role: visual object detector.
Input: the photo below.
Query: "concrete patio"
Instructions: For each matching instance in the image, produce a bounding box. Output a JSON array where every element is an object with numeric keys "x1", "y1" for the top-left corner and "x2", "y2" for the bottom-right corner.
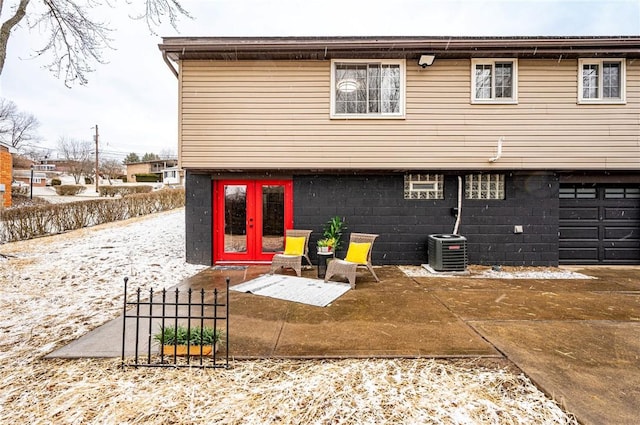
[{"x1": 50, "y1": 265, "x2": 640, "y2": 425}]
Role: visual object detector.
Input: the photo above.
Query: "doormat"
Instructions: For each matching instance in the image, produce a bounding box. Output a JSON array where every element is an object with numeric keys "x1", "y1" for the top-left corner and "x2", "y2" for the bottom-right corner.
[{"x1": 230, "y1": 274, "x2": 350, "y2": 307}]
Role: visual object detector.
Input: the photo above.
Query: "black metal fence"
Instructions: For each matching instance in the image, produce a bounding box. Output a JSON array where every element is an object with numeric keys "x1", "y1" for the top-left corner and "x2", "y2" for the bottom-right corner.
[{"x1": 121, "y1": 277, "x2": 229, "y2": 369}]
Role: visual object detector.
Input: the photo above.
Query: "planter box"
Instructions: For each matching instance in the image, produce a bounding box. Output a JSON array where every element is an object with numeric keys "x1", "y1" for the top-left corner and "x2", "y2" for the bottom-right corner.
[{"x1": 162, "y1": 344, "x2": 217, "y2": 356}]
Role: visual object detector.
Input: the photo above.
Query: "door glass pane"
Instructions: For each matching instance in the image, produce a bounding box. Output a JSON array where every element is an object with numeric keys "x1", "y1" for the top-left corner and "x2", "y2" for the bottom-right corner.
[
  {"x1": 262, "y1": 185, "x2": 285, "y2": 253},
  {"x1": 224, "y1": 185, "x2": 247, "y2": 253}
]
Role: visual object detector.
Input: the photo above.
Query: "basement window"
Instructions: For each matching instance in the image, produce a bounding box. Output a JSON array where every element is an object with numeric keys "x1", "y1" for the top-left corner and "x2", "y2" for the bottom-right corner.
[
  {"x1": 404, "y1": 174, "x2": 444, "y2": 199},
  {"x1": 465, "y1": 174, "x2": 505, "y2": 199}
]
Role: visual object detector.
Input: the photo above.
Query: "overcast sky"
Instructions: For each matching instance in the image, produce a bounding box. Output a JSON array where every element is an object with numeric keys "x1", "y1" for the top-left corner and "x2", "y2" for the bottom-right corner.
[{"x1": 1, "y1": 0, "x2": 639, "y2": 162}]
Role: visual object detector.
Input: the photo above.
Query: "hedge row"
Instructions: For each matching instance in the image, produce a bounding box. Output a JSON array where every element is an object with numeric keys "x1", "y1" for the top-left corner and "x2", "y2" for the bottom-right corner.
[
  {"x1": 135, "y1": 173, "x2": 160, "y2": 182},
  {"x1": 98, "y1": 185, "x2": 153, "y2": 197},
  {"x1": 0, "y1": 188, "x2": 185, "y2": 243}
]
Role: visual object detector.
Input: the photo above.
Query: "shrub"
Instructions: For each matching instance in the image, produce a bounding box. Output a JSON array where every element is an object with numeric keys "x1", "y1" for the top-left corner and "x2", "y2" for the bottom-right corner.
[
  {"x1": 11, "y1": 185, "x2": 29, "y2": 196},
  {"x1": 134, "y1": 173, "x2": 160, "y2": 183},
  {"x1": 51, "y1": 178, "x2": 62, "y2": 186},
  {"x1": 55, "y1": 185, "x2": 87, "y2": 196},
  {"x1": 0, "y1": 188, "x2": 185, "y2": 242}
]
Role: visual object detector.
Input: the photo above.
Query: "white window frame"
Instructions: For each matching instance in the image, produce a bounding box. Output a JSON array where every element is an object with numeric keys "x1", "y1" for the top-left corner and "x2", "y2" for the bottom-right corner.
[
  {"x1": 578, "y1": 58, "x2": 626, "y2": 104},
  {"x1": 471, "y1": 59, "x2": 518, "y2": 104},
  {"x1": 331, "y1": 59, "x2": 406, "y2": 119},
  {"x1": 465, "y1": 174, "x2": 505, "y2": 200},
  {"x1": 404, "y1": 174, "x2": 444, "y2": 199}
]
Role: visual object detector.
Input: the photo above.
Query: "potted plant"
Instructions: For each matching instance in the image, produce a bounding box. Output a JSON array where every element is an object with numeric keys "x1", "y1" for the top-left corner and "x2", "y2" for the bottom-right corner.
[
  {"x1": 154, "y1": 324, "x2": 223, "y2": 356},
  {"x1": 317, "y1": 237, "x2": 337, "y2": 253},
  {"x1": 322, "y1": 216, "x2": 347, "y2": 252}
]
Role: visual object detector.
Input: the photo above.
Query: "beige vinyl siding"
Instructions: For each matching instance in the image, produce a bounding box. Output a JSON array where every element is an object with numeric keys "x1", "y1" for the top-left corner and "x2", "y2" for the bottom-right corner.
[{"x1": 179, "y1": 59, "x2": 640, "y2": 170}]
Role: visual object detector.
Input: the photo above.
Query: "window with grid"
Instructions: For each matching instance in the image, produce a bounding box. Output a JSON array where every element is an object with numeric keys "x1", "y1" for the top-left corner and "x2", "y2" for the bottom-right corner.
[
  {"x1": 404, "y1": 174, "x2": 444, "y2": 199},
  {"x1": 332, "y1": 60, "x2": 404, "y2": 117},
  {"x1": 465, "y1": 174, "x2": 505, "y2": 199},
  {"x1": 471, "y1": 59, "x2": 517, "y2": 103},
  {"x1": 578, "y1": 59, "x2": 625, "y2": 103}
]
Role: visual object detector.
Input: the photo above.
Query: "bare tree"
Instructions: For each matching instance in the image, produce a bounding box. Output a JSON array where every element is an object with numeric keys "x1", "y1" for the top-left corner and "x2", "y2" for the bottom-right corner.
[
  {"x1": 159, "y1": 148, "x2": 176, "y2": 159},
  {"x1": 12, "y1": 153, "x2": 33, "y2": 169},
  {"x1": 57, "y1": 136, "x2": 92, "y2": 183},
  {"x1": 100, "y1": 158, "x2": 124, "y2": 184},
  {"x1": 0, "y1": 98, "x2": 41, "y2": 150},
  {"x1": 0, "y1": 1, "x2": 190, "y2": 86}
]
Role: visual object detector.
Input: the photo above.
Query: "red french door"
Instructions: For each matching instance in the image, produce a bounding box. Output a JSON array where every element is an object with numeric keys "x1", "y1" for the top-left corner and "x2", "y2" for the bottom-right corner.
[{"x1": 213, "y1": 180, "x2": 293, "y2": 263}]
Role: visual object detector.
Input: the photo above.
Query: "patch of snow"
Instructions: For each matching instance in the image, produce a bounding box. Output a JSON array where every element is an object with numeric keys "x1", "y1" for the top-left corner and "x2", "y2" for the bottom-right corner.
[
  {"x1": 399, "y1": 265, "x2": 595, "y2": 279},
  {"x1": 0, "y1": 208, "x2": 207, "y2": 362}
]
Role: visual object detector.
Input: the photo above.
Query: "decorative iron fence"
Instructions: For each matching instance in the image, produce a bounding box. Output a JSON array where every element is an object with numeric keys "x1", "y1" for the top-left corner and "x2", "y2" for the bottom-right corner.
[{"x1": 121, "y1": 277, "x2": 229, "y2": 369}]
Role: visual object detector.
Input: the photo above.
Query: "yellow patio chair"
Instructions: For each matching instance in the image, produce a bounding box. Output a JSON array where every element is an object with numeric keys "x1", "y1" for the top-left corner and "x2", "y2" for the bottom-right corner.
[
  {"x1": 270, "y1": 229, "x2": 313, "y2": 277},
  {"x1": 324, "y1": 233, "x2": 380, "y2": 289}
]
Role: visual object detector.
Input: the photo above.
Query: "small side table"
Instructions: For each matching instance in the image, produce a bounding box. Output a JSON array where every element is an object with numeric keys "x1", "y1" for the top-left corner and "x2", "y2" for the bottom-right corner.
[{"x1": 317, "y1": 251, "x2": 334, "y2": 279}]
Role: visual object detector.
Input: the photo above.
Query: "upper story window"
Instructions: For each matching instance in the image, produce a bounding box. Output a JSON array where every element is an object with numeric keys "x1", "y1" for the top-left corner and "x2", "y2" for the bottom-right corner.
[
  {"x1": 331, "y1": 60, "x2": 405, "y2": 118},
  {"x1": 578, "y1": 59, "x2": 626, "y2": 104},
  {"x1": 471, "y1": 59, "x2": 518, "y2": 104}
]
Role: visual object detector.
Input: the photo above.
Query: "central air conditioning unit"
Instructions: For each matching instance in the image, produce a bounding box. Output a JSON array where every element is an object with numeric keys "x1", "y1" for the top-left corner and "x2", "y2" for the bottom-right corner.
[{"x1": 428, "y1": 234, "x2": 468, "y2": 272}]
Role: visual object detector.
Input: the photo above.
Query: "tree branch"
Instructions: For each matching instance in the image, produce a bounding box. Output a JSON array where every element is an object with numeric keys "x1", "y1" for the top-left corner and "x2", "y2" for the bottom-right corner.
[
  {"x1": 0, "y1": 0, "x2": 31, "y2": 75},
  {"x1": 34, "y1": 0, "x2": 113, "y2": 86}
]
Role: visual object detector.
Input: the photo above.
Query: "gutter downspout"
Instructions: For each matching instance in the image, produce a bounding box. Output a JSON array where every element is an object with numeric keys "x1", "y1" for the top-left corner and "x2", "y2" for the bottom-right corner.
[
  {"x1": 453, "y1": 176, "x2": 462, "y2": 235},
  {"x1": 162, "y1": 51, "x2": 179, "y2": 79}
]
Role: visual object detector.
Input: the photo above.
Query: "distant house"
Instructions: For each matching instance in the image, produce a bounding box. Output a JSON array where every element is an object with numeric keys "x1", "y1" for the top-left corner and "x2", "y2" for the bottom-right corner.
[
  {"x1": 0, "y1": 141, "x2": 15, "y2": 207},
  {"x1": 161, "y1": 166, "x2": 183, "y2": 185},
  {"x1": 125, "y1": 159, "x2": 178, "y2": 183},
  {"x1": 159, "y1": 36, "x2": 640, "y2": 267},
  {"x1": 42, "y1": 159, "x2": 74, "y2": 174},
  {"x1": 13, "y1": 168, "x2": 47, "y2": 188}
]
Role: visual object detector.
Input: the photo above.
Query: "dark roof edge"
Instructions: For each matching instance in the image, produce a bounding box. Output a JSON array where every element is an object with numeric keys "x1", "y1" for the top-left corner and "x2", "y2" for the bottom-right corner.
[{"x1": 158, "y1": 36, "x2": 640, "y2": 61}]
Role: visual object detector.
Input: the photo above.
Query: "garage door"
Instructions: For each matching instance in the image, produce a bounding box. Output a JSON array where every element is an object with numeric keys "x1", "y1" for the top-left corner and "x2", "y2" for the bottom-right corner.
[{"x1": 559, "y1": 185, "x2": 640, "y2": 264}]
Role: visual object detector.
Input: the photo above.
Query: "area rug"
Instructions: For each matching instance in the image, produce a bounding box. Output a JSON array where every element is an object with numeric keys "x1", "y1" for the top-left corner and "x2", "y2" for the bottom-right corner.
[{"x1": 230, "y1": 274, "x2": 350, "y2": 307}]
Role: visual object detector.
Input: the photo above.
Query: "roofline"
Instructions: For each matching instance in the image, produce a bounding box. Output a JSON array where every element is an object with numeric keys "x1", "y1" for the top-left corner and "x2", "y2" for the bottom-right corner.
[
  {"x1": 0, "y1": 141, "x2": 17, "y2": 153},
  {"x1": 159, "y1": 36, "x2": 640, "y2": 62}
]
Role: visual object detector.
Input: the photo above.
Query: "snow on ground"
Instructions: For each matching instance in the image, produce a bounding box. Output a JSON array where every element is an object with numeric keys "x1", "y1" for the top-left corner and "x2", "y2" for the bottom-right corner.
[
  {"x1": 399, "y1": 265, "x2": 595, "y2": 279},
  {"x1": 0, "y1": 208, "x2": 206, "y2": 362}
]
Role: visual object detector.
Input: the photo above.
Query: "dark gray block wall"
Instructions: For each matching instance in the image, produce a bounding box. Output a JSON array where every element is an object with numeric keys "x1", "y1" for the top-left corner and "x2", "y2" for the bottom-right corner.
[
  {"x1": 184, "y1": 171, "x2": 559, "y2": 266},
  {"x1": 293, "y1": 173, "x2": 559, "y2": 266},
  {"x1": 185, "y1": 171, "x2": 213, "y2": 265}
]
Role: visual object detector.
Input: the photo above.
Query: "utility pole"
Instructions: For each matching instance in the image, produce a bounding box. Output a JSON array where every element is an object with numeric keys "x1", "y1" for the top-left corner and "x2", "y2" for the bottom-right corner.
[{"x1": 94, "y1": 124, "x2": 99, "y2": 193}]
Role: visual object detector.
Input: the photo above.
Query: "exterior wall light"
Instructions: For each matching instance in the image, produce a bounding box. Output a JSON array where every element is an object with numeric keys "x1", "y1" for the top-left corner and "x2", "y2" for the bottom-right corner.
[{"x1": 418, "y1": 54, "x2": 436, "y2": 68}]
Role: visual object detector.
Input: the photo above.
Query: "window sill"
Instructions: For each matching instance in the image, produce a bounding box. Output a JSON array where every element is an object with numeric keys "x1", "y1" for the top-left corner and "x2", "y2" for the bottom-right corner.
[
  {"x1": 471, "y1": 99, "x2": 518, "y2": 105},
  {"x1": 330, "y1": 114, "x2": 406, "y2": 120},
  {"x1": 577, "y1": 99, "x2": 626, "y2": 105}
]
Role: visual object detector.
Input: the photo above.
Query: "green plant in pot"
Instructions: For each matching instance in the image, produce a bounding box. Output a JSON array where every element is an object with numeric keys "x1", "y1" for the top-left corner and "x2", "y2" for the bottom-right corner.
[
  {"x1": 317, "y1": 237, "x2": 337, "y2": 253},
  {"x1": 154, "y1": 324, "x2": 223, "y2": 356},
  {"x1": 321, "y1": 216, "x2": 347, "y2": 252}
]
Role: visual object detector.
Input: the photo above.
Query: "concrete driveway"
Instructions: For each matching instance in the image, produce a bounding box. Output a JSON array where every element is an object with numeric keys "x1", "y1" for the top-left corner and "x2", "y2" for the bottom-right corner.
[{"x1": 50, "y1": 265, "x2": 640, "y2": 425}]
